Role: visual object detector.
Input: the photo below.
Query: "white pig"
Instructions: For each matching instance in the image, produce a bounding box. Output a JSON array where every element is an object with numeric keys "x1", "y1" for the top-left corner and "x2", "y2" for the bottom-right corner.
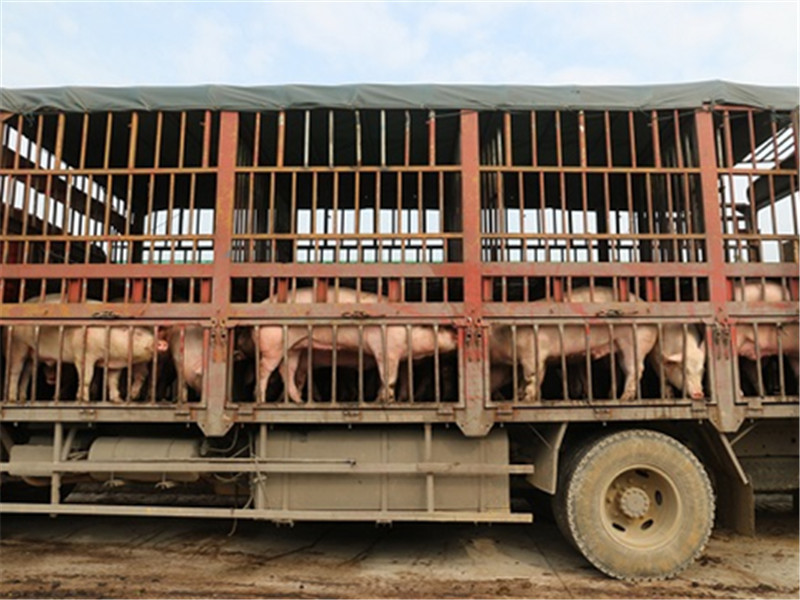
[
  {"x1": 648, "y1": 324, "x2": 706, "y2": 399},
  {"x1": 252, "y1": 288, "x2": 458, "y2": 403},
  {"x1": 167, "y1": 325, "x2": 206, "y2": 396},
  {"x1": 732, "y1": 281, "x2": 799, "y2": 388},
  {"x1": 490, "y1": 287, "x2": 658, "y2": 402},
  {"x1": 4, "y1": 294, "x2": 168, "y2": 403}
]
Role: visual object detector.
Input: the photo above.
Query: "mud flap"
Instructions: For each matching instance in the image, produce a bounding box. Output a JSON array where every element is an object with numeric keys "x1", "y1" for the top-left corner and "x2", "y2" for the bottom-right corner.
[
  {"x1": 699, "y1": 424, "x2": 755, "y2": 536},
  {"x1": 523, "y1": 423, "x2": 568, "y2": 494}
]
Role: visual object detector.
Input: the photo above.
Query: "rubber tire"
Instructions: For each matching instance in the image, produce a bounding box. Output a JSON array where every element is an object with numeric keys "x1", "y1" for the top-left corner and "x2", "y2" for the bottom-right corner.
[
  {"x1": 551, "y1": 433, "x2": 598, "y2": 550},
  {"x1": 552, "y1": 430, "x2": 611, "y2": 550},
  {"x1": 562, "y1": 429, "x2": 714, "y2": 581}
]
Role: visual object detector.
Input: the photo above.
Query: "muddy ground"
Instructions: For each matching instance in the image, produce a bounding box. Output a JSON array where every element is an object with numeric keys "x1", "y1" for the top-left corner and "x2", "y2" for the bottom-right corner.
[{"x1": 0, "y1": 492, "x2": 798, "y2": 599}]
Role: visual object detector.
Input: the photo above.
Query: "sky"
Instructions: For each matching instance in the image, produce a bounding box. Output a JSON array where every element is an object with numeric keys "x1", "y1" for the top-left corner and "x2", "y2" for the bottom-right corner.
[{"x1": 0, "y1": 1, "x2": 797, "y2": 89}]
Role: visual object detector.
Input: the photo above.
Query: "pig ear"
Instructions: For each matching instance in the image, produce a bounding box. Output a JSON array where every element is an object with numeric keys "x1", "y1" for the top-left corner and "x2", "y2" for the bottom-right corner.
[{"x1": 663, "y1": 353, "x2": 683, "y2": 364}]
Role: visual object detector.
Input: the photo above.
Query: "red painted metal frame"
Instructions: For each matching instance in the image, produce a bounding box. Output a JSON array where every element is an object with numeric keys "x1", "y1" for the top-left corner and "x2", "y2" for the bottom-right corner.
[{"x1": 1, "y1": 104, "x2": 798, "y2": 436}]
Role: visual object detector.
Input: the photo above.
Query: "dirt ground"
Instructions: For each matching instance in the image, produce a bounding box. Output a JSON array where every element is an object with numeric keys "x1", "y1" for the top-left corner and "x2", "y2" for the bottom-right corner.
[{"x1": 0, "y1": 492, "x2": 798, "y2": 599}]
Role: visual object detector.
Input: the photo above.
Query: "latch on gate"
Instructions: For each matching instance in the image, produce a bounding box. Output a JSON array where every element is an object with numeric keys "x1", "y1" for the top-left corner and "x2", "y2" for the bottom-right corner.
[
  {"x1": 462, "y1": 318, "x2": 484, "y2": 363},
  {"x1": 712, "y1": 323, "x2": 731, "y2": 360},
  {"x1": 92, "y1": 310, "x2": 120, "y2": 320},
  {"x1": 210, "y1": 318, "x2": 229, "y2": 360},
  {"x1": 341, "y1": 310, "x2": 370, "y2": 319}
]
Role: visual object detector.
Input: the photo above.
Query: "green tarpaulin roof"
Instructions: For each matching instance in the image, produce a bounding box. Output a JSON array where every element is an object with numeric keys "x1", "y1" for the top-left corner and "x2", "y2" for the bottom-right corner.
[{"x1": 1, "y1": 81, "x2": 798, "y2": 114}]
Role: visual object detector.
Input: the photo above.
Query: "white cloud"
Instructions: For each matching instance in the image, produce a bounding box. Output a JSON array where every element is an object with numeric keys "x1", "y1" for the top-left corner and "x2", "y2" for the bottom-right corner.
[
  {"x1": 278, "y1": 3, "x2": 429, "y2": 75},
  {"x1": 171, "y1": 14, "x2": 238, "y2": 84},
  {"x1": 0, "y1": 1, "x2": 796, "y2": 88}
]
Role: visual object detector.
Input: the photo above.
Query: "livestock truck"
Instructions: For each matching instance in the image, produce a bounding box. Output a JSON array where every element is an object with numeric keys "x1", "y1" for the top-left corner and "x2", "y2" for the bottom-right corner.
[{"x1": 0, "y1": 82, "x2": 798, "y2": 581}]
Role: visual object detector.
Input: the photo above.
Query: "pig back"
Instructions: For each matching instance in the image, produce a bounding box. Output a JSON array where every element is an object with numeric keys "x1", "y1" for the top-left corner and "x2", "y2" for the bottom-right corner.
[{"x1": 732, "y1": 281, "x2": 793, "y2": 302}]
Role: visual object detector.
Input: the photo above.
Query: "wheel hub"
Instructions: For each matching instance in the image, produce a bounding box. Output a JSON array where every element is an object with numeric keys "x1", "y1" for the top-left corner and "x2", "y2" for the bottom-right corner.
[{"x1": 617, "y1": 487, "x2": 650, "y2": 519}]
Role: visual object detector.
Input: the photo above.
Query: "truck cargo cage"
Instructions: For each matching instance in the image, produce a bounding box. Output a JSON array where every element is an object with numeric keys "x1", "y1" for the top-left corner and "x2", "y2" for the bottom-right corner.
[{"x1": 0, "y1": 84, "x2": 798, "y2": 582}]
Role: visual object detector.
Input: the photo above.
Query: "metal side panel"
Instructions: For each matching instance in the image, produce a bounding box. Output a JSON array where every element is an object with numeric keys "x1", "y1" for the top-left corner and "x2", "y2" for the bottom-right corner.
[{"x1": 256, "y1": 427, "x2": 510, "y2": 513}]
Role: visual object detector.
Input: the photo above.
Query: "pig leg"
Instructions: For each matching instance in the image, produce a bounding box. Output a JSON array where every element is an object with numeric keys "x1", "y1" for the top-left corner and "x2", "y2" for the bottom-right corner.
[
  {"x1": 489, "y1": 365, "x2": 513, "y2": 402},
  {"x1": 279, "y1": 349, "x2": 304, "y2": 403},
  {"x1": 130, "y1": 363, "x2": 150, "y2": 400},
  {"x1": 369, "y1": 350, "x2": 401, "y2": 403},
  {"x1": 253, "y1": 325, "x2": 289, "y2": 403},
  {"x1": 256, "y1": 353, "x2": 282, "y2": 403},
  {"x1": 616, "y1": 339, "x2": 645, "y2": 402},
  {"x1": 294, "y1": 352, "x2": 309, "y2": 398},
  {"x1": 77, "y1": 352, "x2": 97, "y2": 403},
  {"x1": 8, "y1": 352, "x2": 30, "y2": 403},
  {"x1": 19, "y1": 359, "x2": 34, "y2": 402},
  {"x1": 395, "y1": 362, "x2": 410, "y2": 402},
  {"x1": 106, "y1": 369, "x2": 123, "y2": 403},
  {"x1": 519, "y1": 349, "x2": 546, "y2": 403},
  {"x1": 7, "y1": 342, "x2": 32, "y2": 402},
  {"x1": 366, "y1": 331, "x2": 403, "y2": 403}
]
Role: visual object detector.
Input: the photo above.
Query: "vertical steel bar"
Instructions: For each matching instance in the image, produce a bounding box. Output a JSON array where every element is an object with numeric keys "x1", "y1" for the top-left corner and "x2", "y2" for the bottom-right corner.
[
  {"x1": 511, "y1": 324, "x2": 518, "y2": 403},
  {"x1": 433, "y1": 323, "x2": 441, "y2": 405},
  {"x1": 54, "y1": 326, "x2": 64, "y2": 402},
  {"x1": 579, "y1": 110, "x2": 590, "y2": 263},
  {"x1": 358, "y1": 324, "x2": 364, "y2": 405},
  {"x1": 31, "y1": 325, "x2": 40, "y2": 402},
  {"x1": 696, "y1": 108, "x2": 738, "y2": 428},
  {"x1": 777, "y1": 323, "x2": 786, "y2": 401},
  {"x1": 179, "y1": 325, "x2": 187, "y2": 404},
  {"x1": 202, "y1": 110, "x2": 212, "y2": 168},
  {"x1": 178, "y1": 111, "x2": 187, "y2": 169},
  {"x1": 328, "y1": 110, "x2": 335, "y2": 168},
  {"x1": 303, "y1": 110, "x2": 310, "y2": 168},
  {"x1": 406, "y1": 324, "x2": 414, "y2": 403},
  {"x1": 3, "y1": 325, "x2": 13, "y2": 401},
  {"x1": 126, "y1": 325, "x2": 134, "y2": 403},
  {"x1": 101, "y1": 326, "x2": 110, "y2": 403},
  {"x1": 428, "y1": 110, "x2": 436, "y2": 167},
  {"x1": 306, "y1": 324, "x2": 314, "y2": 404},
  {"x1": 609, "y1": 323, "x2": 617, "y2": 399},
  {"x1": 585, "y1": 324, "x2": 593, "y2": 402},
  {"x1": 558, "y1": 324, "x2": 568, "y2": 400},
  {"x1": 753, "y1": 323, "x2": 764, "y2": 398},
  {"x1": 331, "y1": 324, "x2": 338, "y2": 406},
  {"x1": 51, "y1": 422, "x2": 63, "y2": 507},
  {"x1": 282, "y1": 324, "x2": 289, "y2": 403},
  {"x1": 150, "y1": 325, "x2": 159, "y2": 403},
  {"x1": 425, "y1": 423, "x2": 434, "y2": 513}
]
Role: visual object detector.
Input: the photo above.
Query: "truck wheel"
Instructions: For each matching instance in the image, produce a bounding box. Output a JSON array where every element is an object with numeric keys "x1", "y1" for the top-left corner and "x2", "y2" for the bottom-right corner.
[
  {"x1": 562, "y1": 429, "x2": 714, "y2": 581},
  {"x1": 551, "y1": 433, "x2": 598, "y2": 550}
]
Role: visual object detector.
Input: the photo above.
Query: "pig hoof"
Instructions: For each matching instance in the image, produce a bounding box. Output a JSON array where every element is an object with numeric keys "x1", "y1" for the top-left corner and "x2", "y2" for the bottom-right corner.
[
  {"x1": 377, "y1": 389, "x2": 395, "y2": 403},
  {"x1": 103, "y1": 478, "x2": 126, "y2": 489},
  {"x1": 155, "y1": 480, "x2": 177, "y2": 490},
  {"x1": 522, "y1": 390, "x2": 540, "y2": 403},
  {"x1": 620, "y1": 391, "x2": 636, "y2": 402}
]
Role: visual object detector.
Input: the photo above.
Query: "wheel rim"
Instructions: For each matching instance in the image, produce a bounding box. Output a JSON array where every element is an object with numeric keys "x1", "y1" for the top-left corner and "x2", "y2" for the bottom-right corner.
[{"x1": 600, "y1": 465, "x2": 681, "y2": 550}]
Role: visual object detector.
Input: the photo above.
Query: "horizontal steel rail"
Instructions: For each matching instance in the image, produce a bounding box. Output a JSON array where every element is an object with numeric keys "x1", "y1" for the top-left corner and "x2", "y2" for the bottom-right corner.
[
  {"x1": 0, "y1": 503, "x2": 533, "y2": 523},
  {"x1": 5, "y1": 402, "x2": 796, "y2": 425},
  {"x1": 0, "y1": 459, "x2": 535, "y2": 476}
]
